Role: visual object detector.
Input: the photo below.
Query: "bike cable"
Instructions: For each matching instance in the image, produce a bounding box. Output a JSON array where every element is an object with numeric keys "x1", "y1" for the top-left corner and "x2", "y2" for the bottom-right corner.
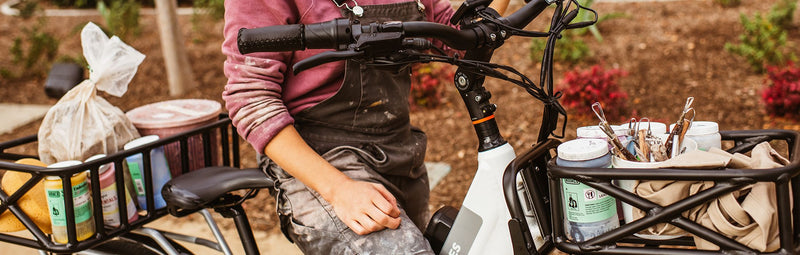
[{"x1": 356, "y1": 0, "x2": 597, "y2": 141}]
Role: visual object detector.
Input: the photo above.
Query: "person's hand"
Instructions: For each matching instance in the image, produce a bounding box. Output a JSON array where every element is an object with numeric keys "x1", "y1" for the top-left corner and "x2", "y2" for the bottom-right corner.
[{"x1": 326, "y1": 180, "x2": 402, "y2": 235}]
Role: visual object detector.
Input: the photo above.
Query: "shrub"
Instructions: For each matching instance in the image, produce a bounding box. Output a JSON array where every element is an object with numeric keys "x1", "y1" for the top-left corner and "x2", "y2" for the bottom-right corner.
[
  {"x1": 190, "y1": 0, "x2": 224, "y2": 43},
  {"x1": 409, "y1": 62, "x2": 454, "y2": 109},
  {"x1": 713, "y1": 0, "x2": 741, "y2": 7},
  {"x1": 51, "y1": 0, "x2": 96, "y2": 8},
  {"x1": 529, "y1": 0, "x2": 624, "y2": 65},
  {"x1": 98, "y1": 0, "x2": 141, "y2": 40},
  {"x1": 725, "y1": 12, "x2": 796, "y2": 73},
  {"x1": 4, "y1": 1, "x2": 60, "y2": 78},
  {"x1": 529, "y1": 31, "x2": 591, "y2": 65},
  {"x1": 768, "y1": 0, "x2": 797, "y2": 29},
  {"x1": 558, "y1": 64, "x2": 629, "y2": 120},
  {"x1": 192, "y1": 0, "x2": 224, "y2": 21},
  {"x1": 762, "y1": 62, "x2": 800, "y2": 118}
]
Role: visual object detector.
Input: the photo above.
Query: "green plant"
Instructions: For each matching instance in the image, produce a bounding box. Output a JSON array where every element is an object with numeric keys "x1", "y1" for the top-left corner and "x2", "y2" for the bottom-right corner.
[
  {"x1": 713, "y1": 0, "x2": 741, "y2": 7},
  {"x1": 190, "y1": 0, "x2": 224, "y2": 43},
  {"x1": 409, "y1": 62, "x2": 455, "y2": 109},
  {"x1": 558, "y1": 64, "x2": 629, "y2": 120},
  {"x1": 529, "y1": 0, "x2": 624, "y2": 65},
  {"x1": 530, "y1": 31, "x2": 591, "y2": 65},
  {"x1": 768, "y1": 0, "x2": 797, "y2": 29},
  {"x1": 97, "y1": 0, "x2": 141, "y2": 39},
  {"x1": 16, "y1": 0, "x2": 39, "y2": 18},
  {"x1": 192, "y1": 0, "x2": 224, "y2": 21},
  {"x1": 6, "y1": 1, "x2": 60, "y2": 77},
  {"x1": 725, "y1": 12, "x2": 796, "y2": 73},
  {"x1": 762, "y1": 62, "x2": 800, "y2": 118},
  {"x1": 571, "y1": 0, "x2": 626, "y2": 42},
  {"x1": 51, "y1": 0, "x2": 96, "y2": 8}
]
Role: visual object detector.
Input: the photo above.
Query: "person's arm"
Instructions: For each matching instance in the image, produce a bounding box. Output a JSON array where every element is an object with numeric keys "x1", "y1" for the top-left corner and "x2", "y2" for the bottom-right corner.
[
  {"x1": 489, "y1": 0, "x2": 510, "y2": 15},
  {"x1": 222, "y1": 0, "x2": 402, "y2": 235},
  {"x1": 264, "y1": 126, "x2": 401, "y2": 235}
]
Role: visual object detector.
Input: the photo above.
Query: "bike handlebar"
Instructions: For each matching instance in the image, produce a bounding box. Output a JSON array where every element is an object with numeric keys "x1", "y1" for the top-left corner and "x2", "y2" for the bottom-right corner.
[{"x1": 237, "y1": 0, "x2": 554, "y2": 54}]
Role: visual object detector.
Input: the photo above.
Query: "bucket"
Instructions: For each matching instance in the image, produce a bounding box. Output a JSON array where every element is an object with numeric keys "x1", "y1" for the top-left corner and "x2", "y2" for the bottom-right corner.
[
  {"x1": 126, "y1": 99, "x2": 221, "y2": 177},
  {"x1": 613, "y1": 135, "x2": 697, "y2": 240}
]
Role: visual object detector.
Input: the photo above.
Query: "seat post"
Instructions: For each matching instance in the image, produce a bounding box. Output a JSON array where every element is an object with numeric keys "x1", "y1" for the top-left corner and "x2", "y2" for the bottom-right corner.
[{"x1": 217, "y1": 204, "x2": 260, "y2": 255}]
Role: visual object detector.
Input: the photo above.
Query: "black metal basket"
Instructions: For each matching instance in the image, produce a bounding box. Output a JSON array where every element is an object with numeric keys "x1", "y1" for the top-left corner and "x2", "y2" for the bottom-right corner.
[
  {"x1": 0, "y1": 114, "x2": 240, "y2": 253},
  {"x1": 537, "y1": 129, "x2": 800, "y2": 254}
]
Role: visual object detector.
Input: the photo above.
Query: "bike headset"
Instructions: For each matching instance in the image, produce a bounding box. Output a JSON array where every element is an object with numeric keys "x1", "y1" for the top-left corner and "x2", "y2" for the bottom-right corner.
[{"x1": 238, "y1": 0, "x2": 597, "y2": 144}]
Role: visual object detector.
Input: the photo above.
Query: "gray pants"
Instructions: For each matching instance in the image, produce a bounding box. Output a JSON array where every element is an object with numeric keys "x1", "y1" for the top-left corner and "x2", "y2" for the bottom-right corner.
[{"x1": 261, "y1": 146, "x2": 433, "y2": 254}]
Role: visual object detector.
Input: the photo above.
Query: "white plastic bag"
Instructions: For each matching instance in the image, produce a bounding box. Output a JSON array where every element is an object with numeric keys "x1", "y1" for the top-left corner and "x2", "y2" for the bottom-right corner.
[{"x1": 38, "y1": 22, "x2": 144, "y2": 164}]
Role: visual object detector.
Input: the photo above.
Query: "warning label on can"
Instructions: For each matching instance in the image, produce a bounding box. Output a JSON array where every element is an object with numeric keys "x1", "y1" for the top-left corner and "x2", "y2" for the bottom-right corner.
[{"x1": 562, "y1": 178, "x2": 616, "y2": 223}]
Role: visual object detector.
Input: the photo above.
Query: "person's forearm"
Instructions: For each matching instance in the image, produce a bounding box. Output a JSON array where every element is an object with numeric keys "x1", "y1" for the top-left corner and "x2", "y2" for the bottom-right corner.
[
  {"x1": 263, "y1": 125, "x2": 350, "y2": 201},
  {"x1": 489, "y1": 0, "x2": 510, "y2": 15},
  {"x1": 262, "y1": 125, "x2": 402, "y2": 235}
]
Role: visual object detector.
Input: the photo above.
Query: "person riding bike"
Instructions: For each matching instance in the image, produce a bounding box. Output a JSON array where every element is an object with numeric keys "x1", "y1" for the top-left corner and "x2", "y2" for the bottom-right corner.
[{"x1": 222, "y1": 0, "x2": 509, "y2": 253}]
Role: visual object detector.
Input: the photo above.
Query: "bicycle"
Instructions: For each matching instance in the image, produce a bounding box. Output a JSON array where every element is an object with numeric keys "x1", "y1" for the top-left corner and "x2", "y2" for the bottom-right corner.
[
  {"x1": 172, "y1": 0, "x2": 593, "y2": 254},
  {"x1": 212, "y1": 0, "x2": 800, "y2": 253},
  {"x1": 1, "y1": 0, "x2": 798, "y2": 255}
]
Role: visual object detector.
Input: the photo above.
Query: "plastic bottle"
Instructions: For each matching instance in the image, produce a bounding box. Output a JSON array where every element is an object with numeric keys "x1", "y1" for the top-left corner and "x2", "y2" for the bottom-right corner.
[
  {"x1": 577, "y1": 125, "x2": 631, "y2": 148},
  {"x1": 556, "y1": 139, "x2": 619, "y2": 242},
  {"x1": 45, "y1": 160, "x2": 95, "y2": 243},
  {"x1": 123, "y1": 135, "x2": 172, "y2": 210},
  {"x1": 85, "y1": 154, "x2": 138, "y2": 227},
  {"x1": 670, "y1": 121, "x2": 721, "y2": 151}
]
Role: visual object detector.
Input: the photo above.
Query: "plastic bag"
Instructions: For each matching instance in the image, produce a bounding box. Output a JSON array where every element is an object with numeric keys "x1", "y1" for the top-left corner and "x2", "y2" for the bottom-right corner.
[{"x1": 38, "y1": 22, "x2": 144, "y2": 164}]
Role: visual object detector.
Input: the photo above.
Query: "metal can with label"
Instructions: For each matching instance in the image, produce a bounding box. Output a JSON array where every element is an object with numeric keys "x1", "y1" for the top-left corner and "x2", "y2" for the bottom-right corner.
[
  {"x1": 45, "y1": 160, "x2": 96, "y2": 243},
  {"x1": 556, "y1": 139, "x2": 619, "y2": 242}
]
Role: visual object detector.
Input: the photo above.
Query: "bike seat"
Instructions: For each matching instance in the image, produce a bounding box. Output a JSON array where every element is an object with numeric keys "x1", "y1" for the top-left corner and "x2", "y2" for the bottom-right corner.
[{"x1": 162, "y1": 166, "x2": 274, "y2": 216}]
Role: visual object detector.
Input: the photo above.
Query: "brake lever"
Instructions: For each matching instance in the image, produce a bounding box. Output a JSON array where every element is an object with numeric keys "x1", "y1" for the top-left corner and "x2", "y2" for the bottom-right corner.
[{"x1": 292, "y1": 50, "x2": 364, "y2": 74}]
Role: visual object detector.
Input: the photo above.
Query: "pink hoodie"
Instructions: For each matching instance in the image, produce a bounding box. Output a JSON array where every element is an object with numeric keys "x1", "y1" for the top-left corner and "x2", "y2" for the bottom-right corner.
[{"x1": 221, "y1": 0, "x2": 455, "y2": 152}]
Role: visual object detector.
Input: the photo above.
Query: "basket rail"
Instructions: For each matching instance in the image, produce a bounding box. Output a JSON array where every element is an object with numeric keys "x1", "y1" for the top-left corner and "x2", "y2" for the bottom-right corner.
[
  {"x1": 0, "y1": 114, "x2": 239, "y2": 253},
  {"x1": 544, "y1": 129, "x2": 800, "y2": 255}
]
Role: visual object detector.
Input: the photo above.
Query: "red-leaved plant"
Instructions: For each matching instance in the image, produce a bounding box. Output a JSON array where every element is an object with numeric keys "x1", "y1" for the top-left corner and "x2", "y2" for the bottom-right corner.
[
  {"x1": 410, "y1": 62, "x2": 455, "y2": 110},
  {"x1": 558, "y1": 64, "x2": 629, "y2": 120},
  {"x1": 762, "y1": 62, "x2": 800, "y2": 118}
]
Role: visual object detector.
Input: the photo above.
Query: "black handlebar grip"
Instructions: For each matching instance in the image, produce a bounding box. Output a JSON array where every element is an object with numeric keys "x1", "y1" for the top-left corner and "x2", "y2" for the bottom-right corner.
[
  {"x1": 237, "y1": 24, "x2": 305, "y2": 54},
  {"x1": 303, "y1": 19, "x2": 353, "y2": 50}
]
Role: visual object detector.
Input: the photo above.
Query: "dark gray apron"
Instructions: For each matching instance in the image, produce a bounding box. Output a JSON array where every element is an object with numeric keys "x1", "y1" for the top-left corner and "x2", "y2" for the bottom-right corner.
[
  {"x1": 291, "y1": 0, "x2": 430, "y2": 230},
  {"x1": 261, "y1": 3, "x2": 434, "y2": 252}
]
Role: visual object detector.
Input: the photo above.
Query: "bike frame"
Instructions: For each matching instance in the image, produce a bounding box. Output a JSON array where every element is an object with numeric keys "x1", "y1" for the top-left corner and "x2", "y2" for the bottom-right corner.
[{"x1": 235, "y1": 0, "x2": 582, "y2": 254}]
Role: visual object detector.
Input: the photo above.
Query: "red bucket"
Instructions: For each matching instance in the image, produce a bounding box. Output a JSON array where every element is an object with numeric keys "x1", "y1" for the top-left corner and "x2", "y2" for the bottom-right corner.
[{"x1": 126, "y1": 99, "x2": 222, "y2": 177}]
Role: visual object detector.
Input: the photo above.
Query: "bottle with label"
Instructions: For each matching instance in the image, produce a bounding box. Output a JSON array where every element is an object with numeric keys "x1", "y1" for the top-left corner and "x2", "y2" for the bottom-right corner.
[
  {"x1": 85, "y1": 154, "x2": 139, "y2": 227},
  {"x1": 556, "y1": 139, "x2": 619, "y2": 242},
  {"x1": 45, "y1": 161, "x2": 96, "y2": 243},
  {"x1": 123, "y1": 135, "x2": 172, "y2": 210}
]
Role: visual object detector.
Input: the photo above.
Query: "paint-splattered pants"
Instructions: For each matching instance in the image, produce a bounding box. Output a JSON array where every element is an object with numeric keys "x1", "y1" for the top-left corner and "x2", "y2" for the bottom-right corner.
[{"x1": 260, "y1": 145, "x2": 434, "y2": 254}]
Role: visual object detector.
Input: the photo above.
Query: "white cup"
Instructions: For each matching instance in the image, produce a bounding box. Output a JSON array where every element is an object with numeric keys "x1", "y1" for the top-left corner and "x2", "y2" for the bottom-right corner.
[{"x1": 613, "y1": 135, "x2": 697, "y2": 240}]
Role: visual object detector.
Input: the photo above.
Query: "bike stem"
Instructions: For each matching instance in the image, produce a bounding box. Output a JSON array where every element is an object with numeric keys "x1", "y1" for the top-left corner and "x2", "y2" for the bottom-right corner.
[
  {"x1": 453, "y1": 5, "x2": 509, "y2": 152},
  {"x1": 455, "y1": 49, "x2": 507, "y2": 152}
]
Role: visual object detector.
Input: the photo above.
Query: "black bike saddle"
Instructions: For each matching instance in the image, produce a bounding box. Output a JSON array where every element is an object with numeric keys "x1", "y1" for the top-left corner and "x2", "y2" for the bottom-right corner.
[{"x1": 162, "y1": 166, "x2": 274, "y2": 216}]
